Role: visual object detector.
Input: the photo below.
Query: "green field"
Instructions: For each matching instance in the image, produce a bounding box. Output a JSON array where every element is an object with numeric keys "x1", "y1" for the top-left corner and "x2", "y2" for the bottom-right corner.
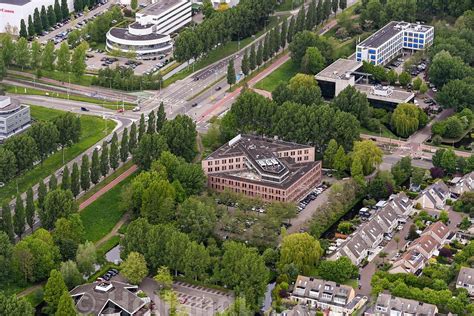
[
  {"x1": 4, "y1": 85, "x2": 135, "y2": 110},
  {"x1": 276, "y1": 0, "x2": 303, "y2": 11},
  {"x1": 80, "y1": 175, "x2": 134, "y2": 243},
  {"x1": 164, "y1": 15, "x2": 290, "y2": 87},
  {"x1": 0, "y1": 106, "x2": 116, "y2": 202},
  {"x1": 254, "y1": 59, "x2": 300, "y2": 92},
  {"x1": 359, "y1": 125, "x2": 398, "y2": 139}
]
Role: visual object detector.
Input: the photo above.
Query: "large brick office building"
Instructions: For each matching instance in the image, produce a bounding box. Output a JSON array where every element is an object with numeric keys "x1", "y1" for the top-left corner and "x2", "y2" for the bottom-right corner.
[{"x1": 202, "y1": 134, "x2": 322, "y2": 202}]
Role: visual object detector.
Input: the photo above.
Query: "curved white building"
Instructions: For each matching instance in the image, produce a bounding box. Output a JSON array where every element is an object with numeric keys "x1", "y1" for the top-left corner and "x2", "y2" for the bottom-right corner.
[{"x1": 106, "y1": 0, "x2": 192, "y2": 57}]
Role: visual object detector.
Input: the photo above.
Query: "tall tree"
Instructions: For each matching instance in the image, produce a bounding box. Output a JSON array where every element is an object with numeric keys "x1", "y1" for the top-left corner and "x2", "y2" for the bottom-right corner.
[
  {"x1": 0, "y1": 148, "x2": 16, "y2": 183},
  {"x1": 55, "y1": 291, "x2": 76, "y2": 316},
  {"x1": 323, "y1": 0, "x2": 332, "y2": 20},
  {"x1": 19, "y1": 19, "x2": 28, "y2": 38},
  {"x1": 133, "y1": 134, "x2": 168, "y2": 170},
  {"x1": 43, "y1": 269, "x2": 67, "y2": 315},
  {"x1": 1, "y1": 202, "x2": 14, "y2": 242},
  {"x1": 41, "y1": 189, "x2": 77, "y2": 229},
  {"x1": 28, "y1": 121, "x2": 59, "y2": 162},
  {"x1": 15, "y1": 38, "x2": 31, "y2": 70},
  {"x1": 41, "y1": 6, "x2": 49, "y2": 31},
  {"x1": 324, "y1": 139, "x2": 338, "y2": 168},
  {"x1": 227, "y1": 59, "x2": 236, "y2": 88},
  {"x1": 296, "y1": 7, "x2": 306, "y2": 33},
  {"x1": 42, "y1": 41, "x2": 56, "y2": 71},
  {"x1": 156, "y1": 102, "x2": 166, "y2": 132},
  {"x1": 61, "y1": 0, "x2": 69, "y2": 21},
  {"x1": 25, "y1": 188, "x2": 35, "y2": 232},
  {"x1": 280, "y1": 18, "x2": 288, "y2": 49},
  {"x1": 54, "y1": 0, "x2": 63, "y2": 22},
  {"x1": 49, "y1": 174, "x2": 58, "y2": 191},
  {"x1": 263, "y1": 34, "x2": 270, "y2": 62},
  {"x1": 27, "y1": 15, "x2": 35, "y2": 37},
  {"x1": 129, "y1": 122, "x2": 137, "y2": 153},
  {"x1": 256, "y1": 41, "x2": 263, "y2": 67},
  {"x1": 56, "y1": 42, "x2": 70, "y2": 75},
  {"x1": 60, "y1": 260, "x2": 82, "y2": 289},
  {"x1": 287, "y1": 16, "x2": 296, "y2": 43},
  {"x1": 80, "y1": 154, "x2": 90, "y2": 191},
  {"x1": 47, "y1": 6, "x2": 57, "y2": 27},
  {"x1": 138, "y1": 114, "x2": 146, "y2": 140},
  {"x1": 14, "y1": 196, "x2": 26, "y2": 239},
  {"x1": 241, "y1": 50, "x2": 250, "y2": 76},
  {"x1": 38, "y1": 180, "x2": 48, "y2": 211},
  {"x1": 339, "y1": 0, "x2": 347, "y2": 10},
  {"x1": 120, "y1": 252, "x2": 148, "y2": 285},
  {"x1": 61, "y1": 166, "x2": 70, "y2": 191},
  {"x1": 333, "y1": 146, "x2": 348, "y2": 176},
  {"x1": 1, "y1": 35, "x2": 15, "y2": 66},
  {"x1": 131, "y1": 0, "x2": 138, "y2": 10},
  {"x1": 71, "y1": 43, "x2": 87, "y2": 78},
  {"x1": 99, "y1": 141, "x2": 109, "y2": 177},
  {"x1": 75, "y1": 241, "x2": 96, "y2": 275},
  {"x1": 31, "y1": 40, "x2": 42, "y2": 70},
  {"x1": 120, "y1": 128, "x2": 129, "y2": 162},
  {"x1": 109, "y1": 132, "x2": 119, "y2": 170},
  {"x1": 147, "y1": 111, "x2": 156, "y2": 134},
  {"x1": 70, "y1": 162, "x2": 80, "y2": 197},
  {"x1": 90, "y1": 149, "x2": 100, "y2": 185},
  {"x1": 249, "y1": 44, "x2": 256, "y2": 71},
  {"x1": 184, "y1": 241, "x2": 210, "y2": 281},
  {"x1": 279, "y1": 233, "x2": 323, "y2": 275},
  {"x1": 332, "y1": 0, "x2": 339, "y2": 15},
  {"x1": 161, "y1": 115, "x2": 197, "y2": 162}
]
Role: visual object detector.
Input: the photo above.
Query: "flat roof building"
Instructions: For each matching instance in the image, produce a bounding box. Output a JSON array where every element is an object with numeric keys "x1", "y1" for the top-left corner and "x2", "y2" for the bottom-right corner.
[
  {"x1": 106, "y1": 0, "x2": 192, "y2": 57},
  {"x1": 0, "y1": 0, "x2": 74, "y2": 35},
  {"x1": 0, "y1": 96, "x2": 31, "y2": 142},
  {"x1": 70, "y1": 281, "x2": 150, "y2": 316},
  {"x1": 356, "y1": 21, "x2": 434, "y2": 66},
  {"x1": 456, "y1": 267, "x2": 474, "y2": 296},
  {"x1": 202, "y1": 134, "x2": 322, "y2": 202},
  {"x1": 315, "y1": 58, "x2": 415, "y2": 108}
]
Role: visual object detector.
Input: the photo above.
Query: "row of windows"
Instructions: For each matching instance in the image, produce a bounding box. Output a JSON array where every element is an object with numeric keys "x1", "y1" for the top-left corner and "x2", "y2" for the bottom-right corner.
[
  {"x1": 404, "y1": 42, "x2": 424, "y2": 49},
  {"x1": 211, "y1": 177, "x2": 283, "y2": 195},
  {"x1": 404, "y1": 37, "x2": 425, "y2": 43},
  {"x1": 208, "y1": 157, "x2": 241, "y2": 166},
  {"x1": 209, "y1": 184, "x2": 285, "y2": 201},
  {"x1": 403, "y1": 32, "x2": 425, "y2": 38},
  {"x1": 207, "y1": 164, "x2": 241, "y2": 172}
]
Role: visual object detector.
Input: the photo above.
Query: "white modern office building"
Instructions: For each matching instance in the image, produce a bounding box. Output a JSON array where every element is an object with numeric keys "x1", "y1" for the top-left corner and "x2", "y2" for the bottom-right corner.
[
  {"x1": 356, "y1": 21, "x2": 434, "y2": 66},
  {"x1": 106, "y1": 0, "x2": 192, "y2": 57},
  {"x1": 0, "y1": 0, "x2": 74, "y2": 35},
  {"x1": 0, "y1": 96, "x2": 31, "y2": 142}
]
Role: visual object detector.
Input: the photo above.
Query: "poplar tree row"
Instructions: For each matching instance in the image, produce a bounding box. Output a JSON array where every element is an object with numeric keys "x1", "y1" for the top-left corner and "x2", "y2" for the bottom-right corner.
[{"x1": 19, "y1": 0, "x2": 69, "y2": 39}]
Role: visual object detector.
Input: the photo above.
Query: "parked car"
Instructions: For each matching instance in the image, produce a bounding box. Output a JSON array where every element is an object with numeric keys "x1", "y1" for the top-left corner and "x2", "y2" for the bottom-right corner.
[{"x1": 81, "y1": 107, "x2": 89, "y2": 111}]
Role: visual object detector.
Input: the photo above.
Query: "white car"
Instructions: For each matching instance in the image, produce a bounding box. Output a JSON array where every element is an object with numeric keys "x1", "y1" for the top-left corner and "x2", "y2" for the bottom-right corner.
[{"x1": 133, "y1": 106, "x2": 141, "y2": 112}]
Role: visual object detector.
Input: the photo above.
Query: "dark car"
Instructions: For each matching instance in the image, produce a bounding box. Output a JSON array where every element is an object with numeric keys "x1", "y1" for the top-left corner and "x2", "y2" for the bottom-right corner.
[
  {"x1": 215, "y1": 86, "x2": 222, "y2": 91},
  {"x1": 191, "y1": 103, "x2": 198, "y2": 107},
  {"x1": 103, "y1": 274, "x2": 111, "y2": 281},
  {"x1": 80, "y1": 107, "x2": 89, "y2": 112}
]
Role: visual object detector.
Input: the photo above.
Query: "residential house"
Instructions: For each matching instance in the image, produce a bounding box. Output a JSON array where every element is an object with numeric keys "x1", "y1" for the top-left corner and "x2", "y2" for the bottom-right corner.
[
  {"x1": 407, "y1": 234, "x2": 440, "y2": 259},
  {"x1": 337, "y1": 235, "x2": 369, "y2": 266},
  {"x1": 374, "y1": 205, "x2": 399, "y2": 233},
  {"x1": 388, "y1": 221, "x2": 451, "y2": 275},
  {"x1": 365, "y1": 293, "x2": 438, "y2": 316},
  {"x1": 414, "y1": 180, "x2": 449, "y2": 210},
  {"x1": 69, "y1": 281, "x2": 150, "y2": 316},
  {"x1": 290, "y1": 276, "x2": 368, "y2": 316},
  {"x1": 387, "y1": 192, "x2": 414, "y2": 220},
  {"x1": 389, "y1": 249, "x2": 427, "y2": 274},
  {"x1": 450, "y1": 172, "x2": 474, "y2": 197},
  {"x1": 456, "y1": 266, "x2": 474, "y2": 296},
  {"x1": 359, "y1": 221, "x2": 385, "y2": 251},
  {"x1": 422, "y1": 221, "x2": 450, "y2": 245}
]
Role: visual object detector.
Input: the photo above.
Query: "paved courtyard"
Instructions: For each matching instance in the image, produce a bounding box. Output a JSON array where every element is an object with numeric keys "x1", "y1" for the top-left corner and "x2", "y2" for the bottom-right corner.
[{"x1": 140, "y1": 277, "x2": 234, "y2": 316}]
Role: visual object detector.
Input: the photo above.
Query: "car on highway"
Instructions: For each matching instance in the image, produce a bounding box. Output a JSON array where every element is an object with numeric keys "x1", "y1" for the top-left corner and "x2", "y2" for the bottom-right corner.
[
  {"x1": 133, "y1": 106, "x2": 141, "y2": 112},
  {"x1": 95, "y1": 145, "x2": 102, "y2": 152},
  {"x1": 117, "y1": 108, "x2": 124, "y2": 113},
  {"x1": 191, "y1": 103, "x2": 198, "y2": 107},
  {"x1": 215, "y1": 86, "x2": 222, "y2": 91},
  {"x1": 80, "y1": 107, "x2": 89, "y2": 111}
]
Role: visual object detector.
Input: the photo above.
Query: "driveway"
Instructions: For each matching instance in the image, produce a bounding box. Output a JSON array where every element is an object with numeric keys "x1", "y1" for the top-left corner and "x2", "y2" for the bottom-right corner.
[{"x1": 287, "y1": 177, "x2": 337, "y2": 234}]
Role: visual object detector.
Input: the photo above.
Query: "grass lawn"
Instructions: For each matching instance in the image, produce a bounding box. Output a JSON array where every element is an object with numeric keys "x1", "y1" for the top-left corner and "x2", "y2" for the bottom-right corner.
[
  {"x1": 164, "y1": 15, "x2": 289, "y2": 87},
  {"x1": 12, "y1": 67, "x2": 94, "y2": 86},
  {"x1": 360, "y1": 125, "x2": 398, "y2": 139},
  {"x1": 80, "y1": 175, "x2": 134, "y2": 243},
  {"x1": 77, "y1": 160, "x2": 134, "y2": 205},
  {"x1": 4, "y1": 85, "x2": 135, "y2": 110},
  {"x1": 0, "y1": 106, "x2": 116, "y2": 202},
  {"x1": 276, "y1": 0, "x2": 303, "y2": 11},
  {"x1": 254, "y1": 59, "x2": 299, "y2": 92}
]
